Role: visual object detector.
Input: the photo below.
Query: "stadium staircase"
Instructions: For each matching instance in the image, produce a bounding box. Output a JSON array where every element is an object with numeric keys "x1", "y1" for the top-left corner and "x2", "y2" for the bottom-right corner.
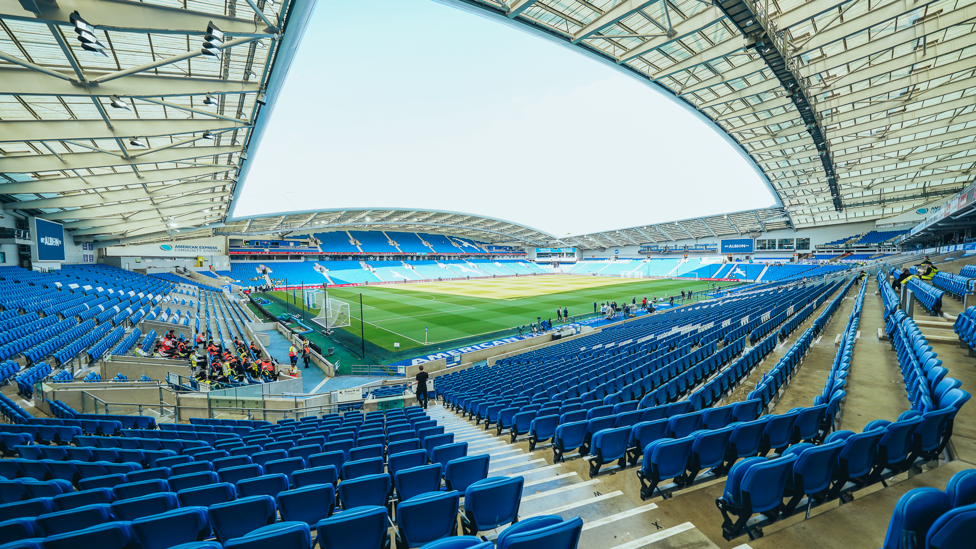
[
  {"x1": 404, "y1": 262, "x2": 427, "y2": 280},
  {"x1": 426, "y1": 405, "x2": 715, "y2": 548},
  {"x1": 753, "y1": 264, "x2": 770, "y2": 282},
  {"x1": 667, "y1": 260, "x2": 685, "y2": 277},
  {"x1": 713, "y1": 264, "x2": 733, "y2": 279},
  {"x1": 361, "y1": 261, "x2": 383, "y2": 282},
  {"x1": 383, "y1": 231, "x2": 405, "y2": 253},
  {"x1": 346, "y1": 231, "x2": 365, "y2": 253},
  {"x1": 413, "y1": 233, "x2": 436, "y2": 254}
]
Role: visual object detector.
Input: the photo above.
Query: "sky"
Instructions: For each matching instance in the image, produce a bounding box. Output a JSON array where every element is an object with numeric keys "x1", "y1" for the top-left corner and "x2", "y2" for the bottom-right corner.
[{"x1": 232, "y1": 0, "x2": 777, "y2": 238}]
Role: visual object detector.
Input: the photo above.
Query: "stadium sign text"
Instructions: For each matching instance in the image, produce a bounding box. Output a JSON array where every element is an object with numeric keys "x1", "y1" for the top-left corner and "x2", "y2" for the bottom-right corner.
[{"x1": 393, "y1": 336, "x2": 530, "y2": 367}]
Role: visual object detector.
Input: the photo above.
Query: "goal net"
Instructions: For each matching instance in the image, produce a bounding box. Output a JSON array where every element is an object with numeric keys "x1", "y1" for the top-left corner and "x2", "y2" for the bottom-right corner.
[{"x1": 311, "y1": 294, "x2": 352, "y2": 331}]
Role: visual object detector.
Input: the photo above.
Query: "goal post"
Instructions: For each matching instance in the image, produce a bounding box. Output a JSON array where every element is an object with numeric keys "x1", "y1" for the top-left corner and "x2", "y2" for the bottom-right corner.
[{"x1": 310, "y1": 293, "x2": 352, "y2": 332}]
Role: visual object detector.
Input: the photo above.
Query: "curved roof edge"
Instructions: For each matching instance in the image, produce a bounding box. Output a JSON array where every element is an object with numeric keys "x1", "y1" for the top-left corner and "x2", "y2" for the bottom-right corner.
[
  {"x1": 433, "y1": 0, "x2": 784, "y2": 212},
  {"x1": 219, "y1": 207, "x2": 558, "y2": 246}
]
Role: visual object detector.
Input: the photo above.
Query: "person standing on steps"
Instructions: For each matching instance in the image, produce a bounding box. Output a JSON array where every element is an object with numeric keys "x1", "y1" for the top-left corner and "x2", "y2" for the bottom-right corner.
[
  {"x1": 416, "y1": 365, "x2": 429, "y2": 410},
  {"x1": 288, "y1": 343, "x2": 298, "y2": 368}
]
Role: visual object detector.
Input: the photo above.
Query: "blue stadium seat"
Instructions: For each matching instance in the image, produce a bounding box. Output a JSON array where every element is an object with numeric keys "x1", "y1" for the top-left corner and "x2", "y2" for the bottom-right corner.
[
  {"x1": 293, "y1": 465, "x2": 339, "y2": 489},
  {"x1": 461, "y1": 477, "x2": 523, "y2": 535},
  {"x1": 338, "y1": 473, "x2": 390, "y2": 510},
  {"x1": 341, "y1": 457, "x2": 385, "y2": 481},
  {"x1": 880, "y1": 488, "x2": 951, "y2": 549},
  {"x1": 35, "y1": 503, "x2": 115, "y2": 536},
  {"x1": 0, "y1": 518, "x2": 40, "y2": 545},
  {"x1": 445, "y1": 455, "x2": 490, "y2": 493},
  {"x1": 52, "y1": 487, "x2": 114, "y2": 511},
  {"x1": 209, "y1": 495, "x2": 277, "y2": 543},
  {"x1": 395, "y1": 464, "x2": 442, "y2": 504},
  {"x1": 395, "y1": 491, "x2": 460, "y2": 549},
  {"x1": 638, "y1": 437, "x2": 694, "y2": 500},
  {"x1": 588, "y1": 426, "x2": 631, "y2": 476},
  {"x1": 42, "y1": 522, "x2": 136, "y2": 549},
  {"x1": 277, "y1": 484, "x2": 335, "y2": 525},
  {"x1": 316, "y1": 506, "x2": 389, "y2": 549},
  {"x1": 946, "y1": 469, "x2": 976, "y2": 508},
  {"x1": 176, "y1": 483, "x2": 237, "y2": 508},
  {"x1": 131, "y1": 507, "x2": 212, "y2": 549},
  {"x1": 111, "y1": 492, "x2": 179, "y2": 521},
  {"x1": 223, "y1": 521, "x2": 311, "y2": 549},
  {"x1": 716, "y1": 455, "x2": 798, "y2": 540},
  {"x1": 237, "y1": 473, "x2": 290, "y2": 499},
  {"x1": 113, "y1": 479, "x2": 169, "y2": 500},
  {"x1": 495, "y1": 516, "x2": 583, "y2": 549},
  {"x1": 925, "y1": 503, "x2": 976, "y2": 549}
]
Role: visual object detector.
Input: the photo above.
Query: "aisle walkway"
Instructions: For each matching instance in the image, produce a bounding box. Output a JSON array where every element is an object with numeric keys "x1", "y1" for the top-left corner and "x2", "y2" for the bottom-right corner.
[
  {"x1": 723, "y1": 280, "x2": 847, "y2": 405},
  {"x1": 769, "y1": 290, "x2": 856, "y2": 413},
  {"x1": 839, "y1": 279, "x2": 909, "y2": 431}
]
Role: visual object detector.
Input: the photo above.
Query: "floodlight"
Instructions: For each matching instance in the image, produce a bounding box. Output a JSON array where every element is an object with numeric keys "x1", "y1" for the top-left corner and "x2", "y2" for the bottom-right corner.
[
  {"x1": 202, "y1": 22, "x2": 223, "y2": 59},
  {"x1": 169, "y1": 222, "x2": 178, "y2": 227},
  {"x1": 203, "y1": 94, "x2": 218, "y2": 107},
  {"x1": 70, "y1": 11, "x2": 108, "y2": 57},
  {"x1": 109, "y1": 95, "x2": 131, "y2": 110},
  {"x1": 129, "y1": 137, "x2": 147, "y2": 147},
  {"x1": 255, "y1": 40, "x2": 265, "y2": 48},
  {"x1": 202, "y1": 131, "x2": 215, "y2": 140},
  {"x1": 247, "y1": 71, "x2": 257, "y2": 79}
]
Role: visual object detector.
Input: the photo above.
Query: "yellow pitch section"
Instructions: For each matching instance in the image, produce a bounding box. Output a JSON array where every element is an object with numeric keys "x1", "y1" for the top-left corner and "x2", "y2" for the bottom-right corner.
[{"x1": 392, "y1": 275, "x2": 651, "y2": 300}]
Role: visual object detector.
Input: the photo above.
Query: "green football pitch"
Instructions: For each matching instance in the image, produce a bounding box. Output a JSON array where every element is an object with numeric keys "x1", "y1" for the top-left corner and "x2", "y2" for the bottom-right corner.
[{"x1": 255, "y1": 276, "x2": 725, "y2": 360}]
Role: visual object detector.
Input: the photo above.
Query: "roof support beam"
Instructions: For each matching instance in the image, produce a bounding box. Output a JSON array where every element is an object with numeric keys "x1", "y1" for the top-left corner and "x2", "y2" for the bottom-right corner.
[
  {"x1": 0, "y1": 166, "x2": 233, "y2": 194},
  {"x1": 42, "y1": 193, "x2": 227, "y2": 220},
  {"x1": 0, "y1": 146, "x2": 241, "y2": 173},
  {"x1": 618, "y1": 6, "x2": 724, "y2": 63},
  {"x1": 0, "y1": 119, "x2": 245, "y2": 143},
  {"x1": 573, "y1": 0, "x2": 662, "y2": 43},
  {"x1": 4, "y1": 180, "x2": 226, "y2": 209},
  {"x1": 507, "y1": 0, "x2": 539, "y2": 18},
  {"x1": 0, "y1": 0, "x2": 276, "y2": 36},
  {"x1": 0, "y1": 67, "x2": 259, "y2": 97}
]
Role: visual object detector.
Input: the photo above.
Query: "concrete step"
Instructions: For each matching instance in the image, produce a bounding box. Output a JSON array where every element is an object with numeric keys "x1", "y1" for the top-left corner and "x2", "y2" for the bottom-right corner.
[
  {"x1": 522, "y1": 489, "x2": 637, "y2": 522},
  {"x1": 604, "y1": 522, "x2": 719, "y2": 549},
  {"x1": 490, "y1": 458, "x2": 550, "y2": 475},
  {"x1": 521, "y1": 472, "x2": 586, "y2": 495},
  {"x1": 518, "y1": 480, "x2": 616, "y2": 517}
]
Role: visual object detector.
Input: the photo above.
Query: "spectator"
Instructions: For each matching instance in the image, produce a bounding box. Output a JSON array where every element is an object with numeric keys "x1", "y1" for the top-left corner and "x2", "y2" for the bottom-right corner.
[
  {"x1": 415, "y1": 365, "x2": 429, "y2": 409},
  {"x1": 563, "y1": 306, "x2": 568, "y2": 320},
  {"x1": 557, "y1": 307, "x2": 562, "y2": 321},
  {"x1": 669, "y1": 295, "x2": 674, "y2": 306},
  {"x1": 681, "y1": 290, "x2": 686, "y2": 299},
  {"x1": 893, "y1": 268, "x2": 912, "y2": 291}
]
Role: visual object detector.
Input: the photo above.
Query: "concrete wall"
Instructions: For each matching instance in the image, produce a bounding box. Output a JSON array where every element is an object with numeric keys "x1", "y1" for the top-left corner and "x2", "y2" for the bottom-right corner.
[
  {"x1": 0, "y1": 214, "x2": 21, "y2": 266},
  {"x1": 43, "y1": 382, "x2": 165, "y2": 414},
  {"x1": 97, "y1": 356, "x2": 192, "y2": 382}
]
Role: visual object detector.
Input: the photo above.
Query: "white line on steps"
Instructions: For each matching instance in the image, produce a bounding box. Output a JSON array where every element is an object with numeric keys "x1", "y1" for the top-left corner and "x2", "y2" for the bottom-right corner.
[
  {"x1": 609, "y1": 522, "x2": 698, "y2": 549},
  {"x1": 521, "y1": 490, "x2": 624, "y2": 517},
  {"x1": 520, "y1": 479, "x2": 601, "y2": 501},
  {"x1": 524, "y1": 472, "x2": 580, "y2": 488},
  {"x1": 581, "y1": 503, "x2": 660, "y2": 530}
]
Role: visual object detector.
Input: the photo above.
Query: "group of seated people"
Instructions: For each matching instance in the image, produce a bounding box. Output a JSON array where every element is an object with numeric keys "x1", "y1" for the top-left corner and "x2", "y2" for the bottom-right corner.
[
  {"x1": 893, "y1": 256, "x2": 939, "y2": 291},
  {"x1": 170, "y1": 333, "x2": 292, "y2": 386},
  {"x1": 151, "y1": 331, "x2": 193, "y2": 360}
]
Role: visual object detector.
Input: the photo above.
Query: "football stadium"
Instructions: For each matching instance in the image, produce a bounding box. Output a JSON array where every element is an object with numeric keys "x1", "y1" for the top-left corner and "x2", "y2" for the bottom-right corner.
[{"x1": 1, "y1": 0, "x2": 976, "y2": 547}]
